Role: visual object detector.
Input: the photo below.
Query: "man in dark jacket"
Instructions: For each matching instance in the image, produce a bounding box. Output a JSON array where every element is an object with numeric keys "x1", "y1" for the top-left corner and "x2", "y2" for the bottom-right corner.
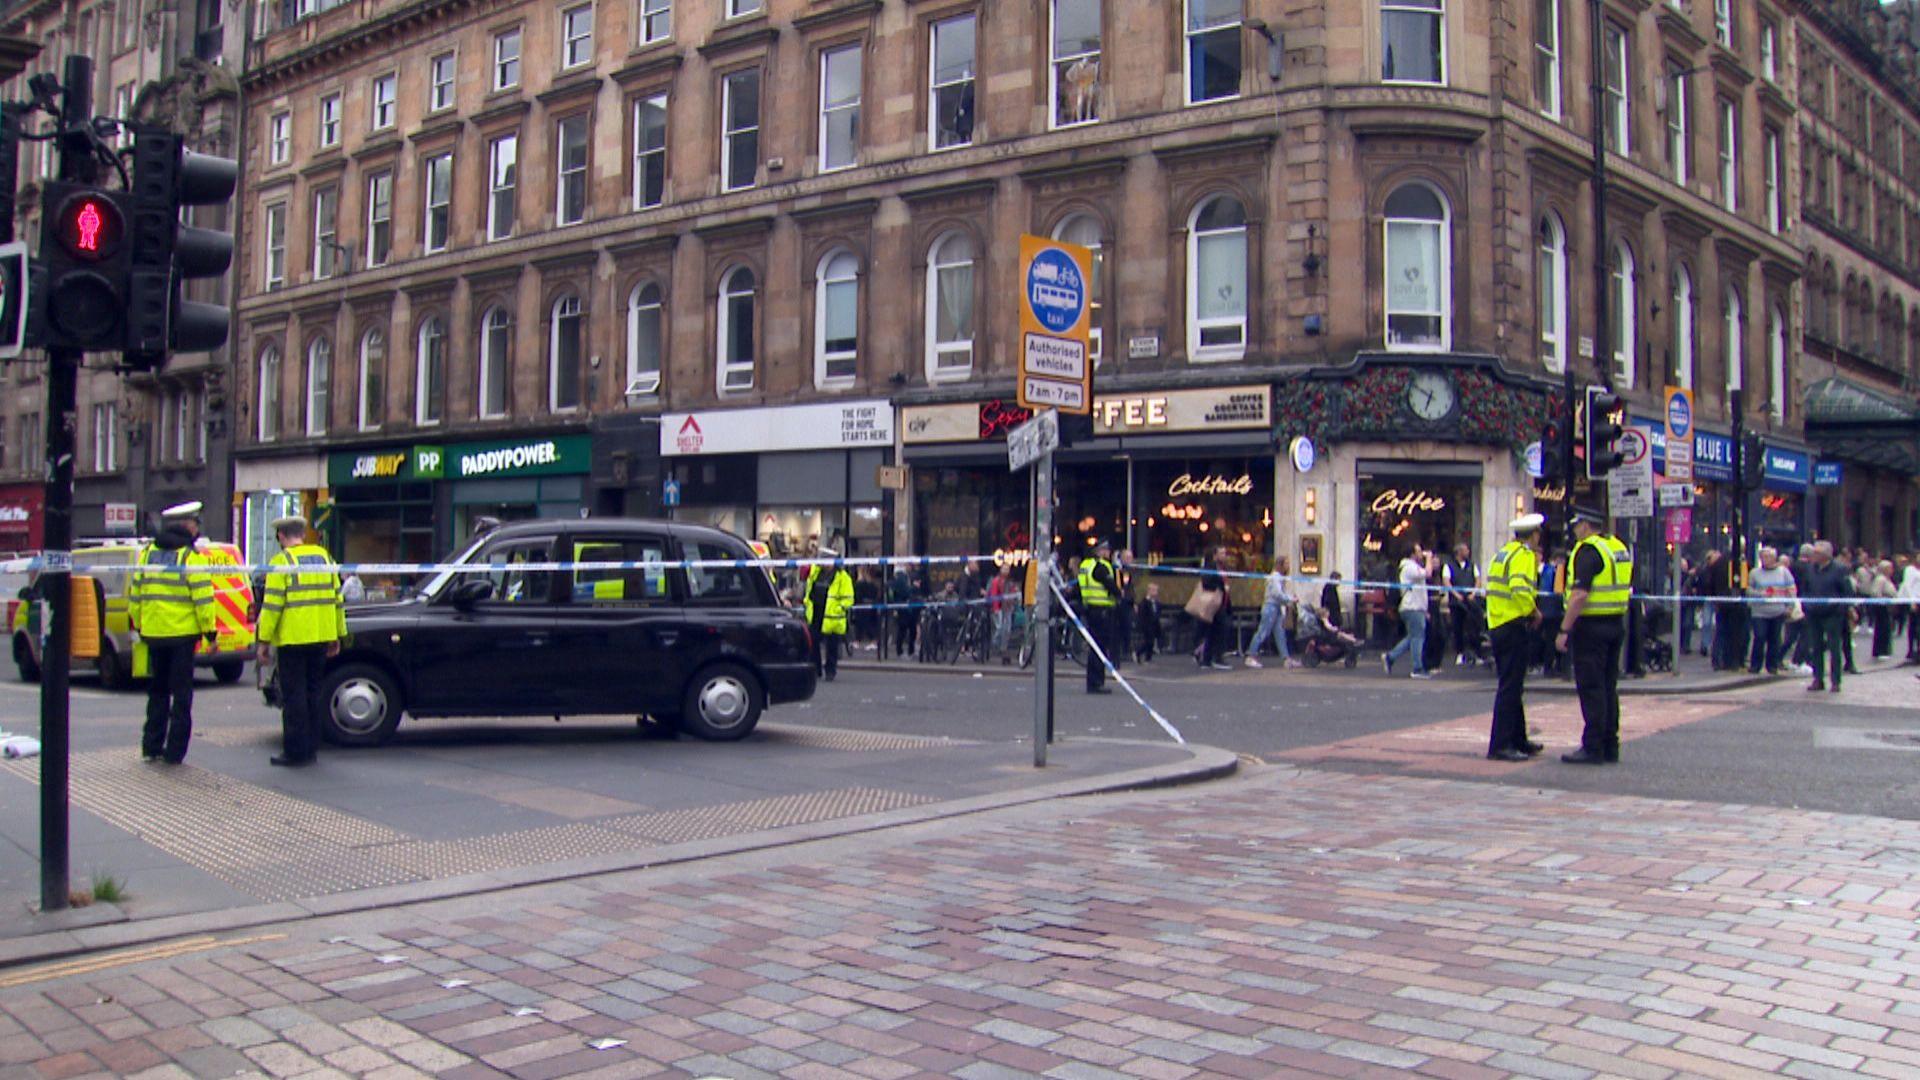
[{"x1": 1800, "y1": 541, "x2": 1854, "y2": 692}]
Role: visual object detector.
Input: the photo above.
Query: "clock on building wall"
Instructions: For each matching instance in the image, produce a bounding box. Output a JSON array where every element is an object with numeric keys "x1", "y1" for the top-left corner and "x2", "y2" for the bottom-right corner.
[{"x1": 1407, "y1": 370, "x2": 1455, "y2": 421}]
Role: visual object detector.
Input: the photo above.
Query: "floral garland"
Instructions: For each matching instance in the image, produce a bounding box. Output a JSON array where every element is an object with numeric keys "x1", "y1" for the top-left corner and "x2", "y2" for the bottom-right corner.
[{"x1": 1274, "y1": 366, "x2": 1551, "y2": 453}]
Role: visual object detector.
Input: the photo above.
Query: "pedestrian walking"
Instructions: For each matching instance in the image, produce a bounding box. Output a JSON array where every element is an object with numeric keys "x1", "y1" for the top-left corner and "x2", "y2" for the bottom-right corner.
[
  {"x1": 987, "y1": 563, "x2": 1018, "y2": 663},
  {"x1": 1079, "y1": 540, "x2": 1120, "y2": 693},
  {"x1": 1485, "y1": 514, "x2": 1545, "y2": 761},
  {"x1": 1191, "y1": 548, "x2": 1233, "y2": 670},
  {"x1": 1896, "y1": 557, "x2": 1912, "y2": 661},
  {"x1": 1801, "y1": 541, "x2": 1853, "y2": 692},
  {"x1": 1383, "y1": 544, "x2": 1433, "y2": 679},
  {"x1": 1134, "y1": 583, "x2": 1161, "y2": 662},
  {"x1": 805, "y1": 548, "x2": 855, "y2": 681},
  {"x1": 1557, "y1": 507, "x2": 1632, "y2": 765},
  {"x1": 1113, "y1": 550, "x2": 1135, "y2": 668},
  {"x1": 130, "y1": 501, "x2": 216, "y2": 765},
  {"x1": 1445, "y1": 543, "x2": 1480, "y2": 667},
  {"x1": 889, "y1": 566, "x2": 919, "y2": 659},
  {"x1": 1869, "y1": 561, "x2": 1899, "y2": 660},
  {"x1": 1245, "y1": 556, "x2": 1300, "y2": 669},
  {"x1": 1746, "y1": 547, "x2": 1796, "y2": 674},
  {"x1": 256, "y1": 516, "x2": 346, "y2": 767}
]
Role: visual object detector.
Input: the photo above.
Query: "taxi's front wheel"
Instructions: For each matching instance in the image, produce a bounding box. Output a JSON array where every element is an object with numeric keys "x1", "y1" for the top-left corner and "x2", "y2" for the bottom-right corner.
[{"x1": 321, "y1": 663, "x2": 403, "y2": 746}]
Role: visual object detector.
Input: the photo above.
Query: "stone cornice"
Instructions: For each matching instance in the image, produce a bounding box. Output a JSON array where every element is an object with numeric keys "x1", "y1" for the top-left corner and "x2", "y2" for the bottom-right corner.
[
  {"x1": 791, "y1": 0, "x2": 883, "y2": 35},
  {"x1": 610, "y1": 51, "x2": 683, "y2": 89}
]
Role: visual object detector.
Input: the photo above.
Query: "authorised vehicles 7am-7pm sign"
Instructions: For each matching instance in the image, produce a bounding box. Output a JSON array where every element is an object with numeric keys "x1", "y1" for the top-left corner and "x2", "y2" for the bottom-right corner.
[{"x1": 1017, "y1": 234, "x2": 1093, "y2": 414}]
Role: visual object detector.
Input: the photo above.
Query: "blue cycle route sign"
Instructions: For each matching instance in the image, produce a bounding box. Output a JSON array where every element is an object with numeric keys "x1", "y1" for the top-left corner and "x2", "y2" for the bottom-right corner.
[{"x1": 1026, "y1": 248, "x2": 1085, "y2": 334}]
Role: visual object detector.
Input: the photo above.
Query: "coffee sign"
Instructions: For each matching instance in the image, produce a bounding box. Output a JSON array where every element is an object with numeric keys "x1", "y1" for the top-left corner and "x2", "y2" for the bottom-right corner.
[{"x1": 1094, "y1": 385, "x2": 1269, "y2": 435}]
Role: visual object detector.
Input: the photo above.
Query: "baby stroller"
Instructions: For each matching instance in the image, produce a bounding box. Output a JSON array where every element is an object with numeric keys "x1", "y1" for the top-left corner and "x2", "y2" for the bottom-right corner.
[
  {"x1": 1297, "y1": 606, "x2": 1362, "y2": 668},
  {"x1": 1638, "y1": 600, "x2": 1675, "y2": 673}
]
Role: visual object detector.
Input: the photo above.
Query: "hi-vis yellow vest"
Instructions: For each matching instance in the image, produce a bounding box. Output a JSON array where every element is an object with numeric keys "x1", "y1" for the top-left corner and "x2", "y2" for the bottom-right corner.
[
  {"x1": 1078, "y1": 558, "x2": 1116, "y2": 608},
  {"x1": 1573, "y1": 534, "x2": 1633, "y2": 618},
  {"x1": 1485, "y1": 540, "x2": 1539, "y2": 630},
  {"x1": 130, "y1": 545, "x2": 215, "y2": 639},
  {"x1": 258, "y1": 544, "x2": 347, "y2": 646}
]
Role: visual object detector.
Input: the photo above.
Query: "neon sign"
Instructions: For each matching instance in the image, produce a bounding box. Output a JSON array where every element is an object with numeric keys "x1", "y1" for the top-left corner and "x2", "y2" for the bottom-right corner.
[
  {"x1": 1167, "y1": 473, "x2": 1254, "y2": 497},
  {"x1": 1368, "y1": 488, "x2": 1449, "y2": 516}
]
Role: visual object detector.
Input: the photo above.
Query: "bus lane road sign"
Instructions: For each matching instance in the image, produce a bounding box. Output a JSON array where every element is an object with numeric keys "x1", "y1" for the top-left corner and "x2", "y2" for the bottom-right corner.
[
  {"x1": 1664, "y1": 385, "x2": 1694, "y2": 482},
  {"x1": 1017, "y1": 234, "x2": 1093, "y2": 415}
]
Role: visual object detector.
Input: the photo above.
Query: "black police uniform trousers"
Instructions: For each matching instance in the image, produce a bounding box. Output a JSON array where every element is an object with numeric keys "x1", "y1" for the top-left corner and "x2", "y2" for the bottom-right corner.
[
  {"x1": 141, "y1": 636, "x2": 198, "y2": 762},
  {"x1": 1084, "y1": 604, "x2": 1112, "y2": 691},
  {"x1": 1488, "y1": 621, "x2": 1531, "y2": 754},
  {"x1": 276, "y1": 643, "x2": 330, "y2": 762},
  {"x1": 1570, "y1": 616, "x2": 1625, "y2": 758}
]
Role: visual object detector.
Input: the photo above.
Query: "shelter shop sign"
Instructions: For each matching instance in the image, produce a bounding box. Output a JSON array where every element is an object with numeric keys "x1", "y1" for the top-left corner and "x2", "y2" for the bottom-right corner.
[{"x1": 662, "y1": 400, "x2": 895, "y2": 456}]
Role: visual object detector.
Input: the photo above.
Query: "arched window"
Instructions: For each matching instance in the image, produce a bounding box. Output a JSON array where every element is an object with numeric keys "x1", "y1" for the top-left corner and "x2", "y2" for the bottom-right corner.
[
  {"x1": 1538, "y1": 214, "x2": 1568, "y2": 373},
  {"x1": 926, "y1": 233, "x2": 974, "y2": 379},
  {"x1": 1053, "y1": 214, "x2": 1105, "y2": 366},
  {"x1": 626, "y1": 283, "x2": 663, "y2": 396},
  {"x1": 305, "y1": 336, "x2": 331, "y2": 437},
  {"x1": 1188, "y1": 194, "x2": 1248, "y2": 361},
  {"x1": 718, "y1": 266, "x2": 757, "y2": 392},
  {"x1": 257, "y1": 345, "x2": 281, "y2": 442},
  {"x1": 1843, "y1": 272, "x2": 1860, "y2": 348},
  {"x1": 416, "y1": 316, "x2": 446, "y2": 426},
  {"x1": 1723, "y1": 285, "x2": 1743, "y2": 398},
  {"x1": 1610, "y1": 241, "x2": 1636, "y2": 388},
  {"x1": 357, "y1": 328, "x2": 384, "y2": 432},
  {"x1": 1384, "y1": 182, "x2": 1451, "y2": 351},
  {"x1": 549, "y1": 295, "x2": 583, "y2": 412},
  {"x1": 814, "y1": 250, "x2": 860, "y2": 388},
  {"x1": 1671, "y1": 265, "x2": 1694, "y2": 389},
  {"x1": 480, "y1": 306, "x2": 511, "y2": 419},
  {"x1": 1768, "y1": 304, "x2": 1788, "y2": 422}
]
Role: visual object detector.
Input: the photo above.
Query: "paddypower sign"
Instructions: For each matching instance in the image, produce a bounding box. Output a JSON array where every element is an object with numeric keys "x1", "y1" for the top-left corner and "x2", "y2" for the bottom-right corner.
[{"x1": 331, "y1": 435, "x2": 590, "y2": 485}]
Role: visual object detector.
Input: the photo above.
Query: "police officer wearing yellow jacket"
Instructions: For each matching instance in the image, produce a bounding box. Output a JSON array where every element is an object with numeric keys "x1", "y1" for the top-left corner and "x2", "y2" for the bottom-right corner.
[
  {"x1": 1556, "y1": 506, "x2": 1634, "y2": 764},
  {"x1": 804, "y1": 548, "x2": 855, "y2": 681},
  {"x1": 256, "y1": 516, "x2": 347, "y2": 766},
  {"x1": 1079, "y1": 539, "x2": 1119, "y2": 694},
  {"x1": 131, "y1": 501, "x2": 217, "y2": 764},
  {"x1": 1485, "y1": 513, "x2": 1546, "y2": 761}
]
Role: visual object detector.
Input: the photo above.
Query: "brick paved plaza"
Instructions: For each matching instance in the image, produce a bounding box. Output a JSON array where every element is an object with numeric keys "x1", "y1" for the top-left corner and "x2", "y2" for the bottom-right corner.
[{"x1": 4, "y1": 756, "x2": 1920, "y2": 1079}]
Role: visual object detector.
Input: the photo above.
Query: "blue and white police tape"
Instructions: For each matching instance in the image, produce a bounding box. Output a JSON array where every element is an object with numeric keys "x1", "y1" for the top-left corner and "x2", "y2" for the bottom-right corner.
[{"x1": 1046, "y1": 574, "x2": 1185, "y2": 746}]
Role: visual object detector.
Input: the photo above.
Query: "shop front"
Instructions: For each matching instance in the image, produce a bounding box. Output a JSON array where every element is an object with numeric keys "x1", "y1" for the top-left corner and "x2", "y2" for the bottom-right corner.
[
  {"x1": 0, "y1": 484, "x2": 43, "y2": 553},
  {"x1": 1634, "y1": 419, "x2": 1736, "y2": 562},
  {"x1": 660, "y1": 400, "x2": 893, "y2": 558},
  {"x1": 901, "y1": 397, "x2": 1037, "y2": 569},
  {"x1": 234, "y1": 455, "x2": 326, "y2": 568},
  {"x1": 325, "y1": 433, "x2": 591, "y2": 588},
  {"x1": 1756, "y1": 444, "x2": 1810, "y2": 552}
]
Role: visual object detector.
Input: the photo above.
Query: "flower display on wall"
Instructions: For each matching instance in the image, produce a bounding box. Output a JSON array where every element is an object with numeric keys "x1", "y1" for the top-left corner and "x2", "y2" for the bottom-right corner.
[{"x1": 1274, "y1": 363, "x2": 1550, "y2": 454}]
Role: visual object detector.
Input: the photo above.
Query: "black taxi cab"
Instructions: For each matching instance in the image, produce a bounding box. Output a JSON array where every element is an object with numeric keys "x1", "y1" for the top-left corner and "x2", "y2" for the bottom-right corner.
[{"x1": 317, "y1": 519, "x2": 815, "y2": 746}]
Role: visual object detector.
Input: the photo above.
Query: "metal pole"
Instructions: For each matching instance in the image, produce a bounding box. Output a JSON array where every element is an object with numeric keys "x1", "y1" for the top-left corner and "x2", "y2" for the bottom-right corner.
[
  {"x1": 1032, "y1": 443, "x2": 1054, "y2": 768},
  {"x1": 38, "y1": 54, "x2": 95, "y2": 912},
  {"x1": 1731, "y1": 386, "x2": 1746, "y2": 573}
]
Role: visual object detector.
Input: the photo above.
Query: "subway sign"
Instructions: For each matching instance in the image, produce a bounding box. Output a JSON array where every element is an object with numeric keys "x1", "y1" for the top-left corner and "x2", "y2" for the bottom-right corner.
[{"x1": 331, "y1": 435, "x2": 589, "y2": 485}]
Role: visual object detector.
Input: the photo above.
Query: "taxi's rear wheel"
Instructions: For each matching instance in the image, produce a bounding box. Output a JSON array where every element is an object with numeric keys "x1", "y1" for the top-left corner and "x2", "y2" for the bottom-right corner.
[
  {"x1": 97, "y1": 641, "x2": 130, "y2": 690},
  {"x1": 679, "y1": 663, "x2": 763, "y2": 741},
  {"x1": 321, "y1": 663, "x2": 403, "y2": 746}
]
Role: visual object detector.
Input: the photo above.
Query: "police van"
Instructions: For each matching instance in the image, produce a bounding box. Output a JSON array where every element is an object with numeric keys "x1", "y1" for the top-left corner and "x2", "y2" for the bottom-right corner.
[{"x1": 8, "y1": 539, "x2": 257, "y2": 688}]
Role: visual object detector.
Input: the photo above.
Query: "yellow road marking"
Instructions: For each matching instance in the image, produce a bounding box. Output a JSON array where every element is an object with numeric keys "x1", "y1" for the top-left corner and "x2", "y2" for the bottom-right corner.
[{"x1": 0, "y1": 932, "x2": 287, "y2": 989}]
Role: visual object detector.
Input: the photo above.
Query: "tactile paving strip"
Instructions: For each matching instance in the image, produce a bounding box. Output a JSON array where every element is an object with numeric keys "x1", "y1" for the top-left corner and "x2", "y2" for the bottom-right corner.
[
  {"x1": 1, "y1": 752, "x2": 933, "y2": 901},
  {"x1": 755, "y1": 723, "x2": 975, "y2": 752}
]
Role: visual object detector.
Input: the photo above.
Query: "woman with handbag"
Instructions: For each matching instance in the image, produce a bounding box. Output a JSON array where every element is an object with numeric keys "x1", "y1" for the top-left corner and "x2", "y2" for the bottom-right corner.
[{"x1": 1189, "y1": 547, "x2": 1233, "y2": 669}]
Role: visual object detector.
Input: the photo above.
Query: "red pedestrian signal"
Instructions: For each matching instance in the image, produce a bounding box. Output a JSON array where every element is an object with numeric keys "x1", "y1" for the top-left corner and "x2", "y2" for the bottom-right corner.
[{"x1": 56, "y1": 193, "x2": 122, "y2": 262}]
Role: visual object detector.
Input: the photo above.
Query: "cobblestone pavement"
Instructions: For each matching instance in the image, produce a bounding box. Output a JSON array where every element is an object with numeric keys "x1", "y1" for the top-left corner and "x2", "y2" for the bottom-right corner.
[{"x1": 5, "y1": 761, "x2": 1920, "y2": 1079}]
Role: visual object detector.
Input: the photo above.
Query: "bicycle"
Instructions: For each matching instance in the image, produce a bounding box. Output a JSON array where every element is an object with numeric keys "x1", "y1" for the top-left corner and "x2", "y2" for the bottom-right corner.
[{"x1": 1017, "y1": 606, "x2": 1089, "y2": 669}]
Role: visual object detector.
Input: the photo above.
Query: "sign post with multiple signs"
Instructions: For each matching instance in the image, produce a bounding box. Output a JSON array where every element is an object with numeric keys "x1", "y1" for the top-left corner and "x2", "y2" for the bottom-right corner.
[
  {"x1": 1608, "y1": 427, "x2": 1655, "y2": 519},
  {"x1": 1013, "y1": 233, "x2": 1092, "y2": 768}
]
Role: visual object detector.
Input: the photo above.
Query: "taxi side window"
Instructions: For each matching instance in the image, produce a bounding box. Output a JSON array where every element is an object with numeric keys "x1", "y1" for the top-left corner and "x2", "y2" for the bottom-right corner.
[
  {"x1": 571, "y1": 538, "x2": 672, "y2": 604},
  {"x1": 683, "y1": 540, "x2": 751, "y2": 607},
  {"x1": 481, "y1": 540, "x2": 555, "y2": 605}
]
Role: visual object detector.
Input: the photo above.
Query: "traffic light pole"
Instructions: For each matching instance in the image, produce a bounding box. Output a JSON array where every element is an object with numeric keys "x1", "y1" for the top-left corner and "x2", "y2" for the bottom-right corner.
[{"x1": 37, "y1": 54, "x2": 96, "y2": 913}]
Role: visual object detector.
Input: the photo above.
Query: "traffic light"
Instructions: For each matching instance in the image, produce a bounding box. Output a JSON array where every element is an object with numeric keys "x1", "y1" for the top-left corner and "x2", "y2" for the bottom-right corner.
[
  {"x1": 0, "y1": 240, "x2": 26, "y2": 359},
  {"x1": 123, "y1": 126, "x2": 236, "y2": 369},
  {"x1": 1539, "y1": 414, "x2": 1567, "y2": 482},
  {"x1": 1739, "y1": 432, "x2": 1764, "y2": 489},
  {"x1": 1058, "y1": 411, "x2": 1093, "y2": 447},
  {"x1": 1584, "y1": 387, "x2": 1625, "y2": 479},
  {"x1": 38, "y1": 183, "x2": 133, "y2": 352}
]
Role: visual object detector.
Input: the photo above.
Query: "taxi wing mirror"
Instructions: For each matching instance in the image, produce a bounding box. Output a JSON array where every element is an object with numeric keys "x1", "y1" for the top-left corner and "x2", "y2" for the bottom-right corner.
[{"x1": 448, "y1": 578, "x2": 494, "y2": 609}]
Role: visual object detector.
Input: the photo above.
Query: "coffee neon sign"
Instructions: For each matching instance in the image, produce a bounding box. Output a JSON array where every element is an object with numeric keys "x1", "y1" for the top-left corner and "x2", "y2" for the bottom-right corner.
[
  {"x1": 1168, "y1": 473, "x2": 1254, "y2": 497},
  {"x1": 1368, "y1": 488, "x2": 1448, "y2": 516}
]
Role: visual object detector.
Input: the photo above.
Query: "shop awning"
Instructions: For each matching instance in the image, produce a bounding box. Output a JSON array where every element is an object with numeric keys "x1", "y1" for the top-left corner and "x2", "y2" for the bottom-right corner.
[{"x1": 1802, "y1": 377, "x2": 1920, "y2": 475}]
